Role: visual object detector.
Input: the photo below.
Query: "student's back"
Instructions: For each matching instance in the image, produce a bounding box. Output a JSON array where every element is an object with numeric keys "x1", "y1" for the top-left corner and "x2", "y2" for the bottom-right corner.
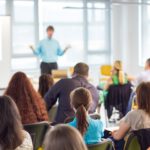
[
  {"x1": 45, "y1": 75, "x2": 99, "y2": 124},
  {"x1": 0, "y1": 96, "x2": 33, "y2": 150},
  {"x1": 68, "y1": 87, "x2": 104, "y2": 144},
  {"x1": 5, "y1": 72, "x2": 48, "y2": 124}
]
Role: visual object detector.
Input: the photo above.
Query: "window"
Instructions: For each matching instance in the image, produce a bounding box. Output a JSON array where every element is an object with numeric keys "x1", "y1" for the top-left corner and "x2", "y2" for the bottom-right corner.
[
  {"x1": 42, "y1": 1, "x2": 84, "y2": 67},
  {"x1": 140, "y1": 0, "x2": 150, "y2": 65},
  {"x1": 12, "y1": 0, "x2": 38, "y2": 70},
  {"x1": 87, "y1": 1, "x2": 110, "y2": 65},
  {"x1": 0, "y1": 0, "x2": 6, "y2": 15},
  {"x1": 3, "y1": 0, "x2": 111, "y2": 71}
]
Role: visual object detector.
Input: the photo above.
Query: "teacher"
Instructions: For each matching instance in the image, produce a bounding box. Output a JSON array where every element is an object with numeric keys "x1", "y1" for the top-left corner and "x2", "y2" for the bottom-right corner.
[{"x1": 30, "y1": 25, "x2": 70, "y2": 75}]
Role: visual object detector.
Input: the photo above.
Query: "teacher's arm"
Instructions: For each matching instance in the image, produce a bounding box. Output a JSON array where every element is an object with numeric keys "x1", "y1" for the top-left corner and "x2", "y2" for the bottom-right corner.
[
  {"x1": 29, "y1": 42, "x2": 42, "y2": 56},
  {"x1": 57, "y1": 43, "x2": 71, "y2": 56}
]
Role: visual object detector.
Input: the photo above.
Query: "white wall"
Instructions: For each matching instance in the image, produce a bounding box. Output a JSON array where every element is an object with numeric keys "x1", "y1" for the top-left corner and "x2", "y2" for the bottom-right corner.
[
  {"x1": 111, "y1": 3, "x2": 143, "y2": 76},
  {"x1": 0, "y1": 16, "x2": 11, "y2": 88}
]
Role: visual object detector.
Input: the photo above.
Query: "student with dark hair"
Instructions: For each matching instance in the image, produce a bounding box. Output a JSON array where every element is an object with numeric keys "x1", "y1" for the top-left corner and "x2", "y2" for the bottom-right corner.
[
  {"x1": 133, "y1": 58, "x2": 150, "y2": 86},
  {"x1": 111, "y1": 82, "x2": 150, "y2": 149},
  {"x1": 29, "y1": 25, "x2": 70, "y2": 74},
  {"x1": 44, "y1": 125, "x2": 88, "y2": 150},
  {"x1": 45, "y1": 62, "x2": 99, "y2": 124},
  {"x1": 38, "y1": 74, "x2": 54, "y2": 98},
  {"x1": 0, "y1": 96, "x2": 33, "y2": 150},
  {"x1": 5, "y1": 72, "x2": 48, "y2": 124},
  {"x1": 68, "y1": 87, "x2": 104, "y2": 144}
]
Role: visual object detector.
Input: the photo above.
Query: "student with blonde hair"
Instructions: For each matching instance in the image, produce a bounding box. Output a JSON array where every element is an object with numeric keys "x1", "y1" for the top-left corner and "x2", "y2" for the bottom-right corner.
[
  {"x1": 105, "y1": 60, "x2": 128, "y2": 90},
  {"x1": 68, "y1": 87, "x2": 104, "y2": 144},
  {"x1": 44, "y1": 125, "x2": 88, "y2": 150}
]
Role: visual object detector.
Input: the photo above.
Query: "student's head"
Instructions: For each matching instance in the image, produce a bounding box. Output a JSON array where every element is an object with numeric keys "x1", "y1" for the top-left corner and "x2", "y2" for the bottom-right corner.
[
  {"x1": 44, "y1": 125, "x2": 87, "y2": 150},
  {"x1": 73, "y1": 62, "x2": 89, "y2": 78},
  {"x1": 136, "y1": 82, "x2": 150, "y2": 116},
  {"x1": 144, "y1": 58, "x2": 150, "y2": 70},
  {"x1": 113, "y1": 60, "x2": 123, "y2": 72},
  {"x1": 46, "y1": 25, "x2": 54, "y2": 38},
  {"x1": 70, "y1": 87, "x2": 92, "y2": 135},
  {"x1": 38, "y1": 74, "x2": 54, "y2": 98},
  {"x1": 0, "y1": 96, "x2": 24, "y2": 149},
  {"x1": 5, "y1": 72, "x2": 48, "y2": 124}
]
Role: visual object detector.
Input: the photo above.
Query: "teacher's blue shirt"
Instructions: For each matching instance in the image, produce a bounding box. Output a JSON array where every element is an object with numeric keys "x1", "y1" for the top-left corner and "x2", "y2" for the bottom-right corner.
[
  {"x1": 34, "y1": 38, "x2": 64, "y2": 63},
  {"x1": 68, "y1": 117, "x2": 104, "y2": 144}
]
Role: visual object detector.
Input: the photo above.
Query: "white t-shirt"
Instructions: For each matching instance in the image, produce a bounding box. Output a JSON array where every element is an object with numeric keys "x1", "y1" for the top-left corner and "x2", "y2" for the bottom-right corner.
[
  {"x1": 122, "y1": 109, "x2": 150, "y2": 131},
  {"x1": 15, "y1": 130, "x2": 33, "y2": 150}
]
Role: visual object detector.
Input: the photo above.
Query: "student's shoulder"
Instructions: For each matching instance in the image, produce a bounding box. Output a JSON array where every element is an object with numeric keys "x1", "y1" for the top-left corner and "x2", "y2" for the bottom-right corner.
[{"x1": 90, "y1": 118, "x2": 103, "y2": 127}]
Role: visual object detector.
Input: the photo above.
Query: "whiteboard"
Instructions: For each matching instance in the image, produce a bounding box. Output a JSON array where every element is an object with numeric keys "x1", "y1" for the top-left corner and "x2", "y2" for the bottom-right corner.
[{"x1": 0, "y1": 16, "x2": 11, "y2": 88}]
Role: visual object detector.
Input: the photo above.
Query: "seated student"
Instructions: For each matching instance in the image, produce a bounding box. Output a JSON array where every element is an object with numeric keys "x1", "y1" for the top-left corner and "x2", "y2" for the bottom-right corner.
[
  {"x1": 0, "y1": 96, "x2": 33, "y2": 150},
  {"x1": 45, "y1": 63, "x2": 99, "y2": 124},
  {"x1": 132, "y1": 58, "x2": 150, "y2": 86},
  {"x1": 4, "y1": 72, "x2": 48, "y2": 124},
  {"x1": 111, "y1": 82, "x2": 150, "y2": 149},
  {"x1": 38, "y1": 74, "x2": 54, "y2": 98},
  {"x1": 44, "y1": 125, "x2": 88, "y2": 150},
  {"x1": 68, "y1": 87, "x2": 104, "y2": 145},
  {"x1": 105, "y1": 60, "x2": 129, "y2": 90}
]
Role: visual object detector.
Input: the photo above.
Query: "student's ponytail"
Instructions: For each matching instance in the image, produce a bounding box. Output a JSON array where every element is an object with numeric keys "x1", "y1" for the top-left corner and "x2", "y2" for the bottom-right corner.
[
  {"x1": 70, "y1": 87, "x2": 92, "y2": 136},
  {"x1": 76, "y1": 105, "x2": 89, "y2": 136},
  {"x1": 118, "y1": 70, "x2": 125, "y2": 85}
]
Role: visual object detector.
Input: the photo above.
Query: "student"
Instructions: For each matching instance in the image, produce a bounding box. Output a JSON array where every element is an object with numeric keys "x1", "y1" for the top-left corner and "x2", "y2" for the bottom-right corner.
[
  {"x1": 38, "y1": 74, "x2": 54, "y2": 98},
  {"x1": 5, "y1": 72, "x2": 48, "y2": 124},
  {"x1": 105, "y1": 60, "x2": 128, "y2": 90},
  {"x1": 44, "y1": 125, "x2": 88, "y2": 150},
  {"x1": 0, "y1": 96, "x2": 33, "y2": 150},
  {"x1": 132, "y1": 58, "x2": 150, "y2": 86},
  {"x1": 112, "y1": 82, "x2": 150, "y2": 149},
  {"x1": 45, "y1": 63, "x2": 99, "y2": 124},
  {"x1": 68, "y1": 87, "x2": 104, "y2": 144}
]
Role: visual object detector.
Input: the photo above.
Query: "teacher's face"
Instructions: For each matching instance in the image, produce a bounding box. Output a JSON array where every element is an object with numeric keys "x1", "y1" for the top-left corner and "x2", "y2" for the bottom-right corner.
[{"x1": 47, "y1": 30, "x2": 54, "y2": 38}]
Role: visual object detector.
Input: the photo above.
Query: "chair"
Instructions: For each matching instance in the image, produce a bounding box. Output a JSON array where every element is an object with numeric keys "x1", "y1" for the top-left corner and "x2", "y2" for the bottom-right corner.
[
  {"x1": 88, "y1": 139, "x2": 114, "y2": 150},
  {"x1": 48, "y1": 105, "x2": 58, "y2": 122},
  {"x1": 52, "y1": 69, "x2": 68, "y2": 78},
  {"x1": 124, "y1": 133, "x2": 140, "y2": 150},
  {"x1": 105, "y1": 83, "x2": 132, "y2": 119},
  {"x1": 124, "y1": 128, "x2": 150, "y2": 150},
  {"x1": 24, "y1": 121, "x2": 50, "y2": 150},
  {"x1": 100, "y1": 65, "x2": 112, "y2": 82}
]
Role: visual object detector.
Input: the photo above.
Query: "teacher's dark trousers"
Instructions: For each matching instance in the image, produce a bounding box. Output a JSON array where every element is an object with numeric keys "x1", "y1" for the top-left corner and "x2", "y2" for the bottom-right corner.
[{"x1": 40, "y1": 62, "x2": 58, "y2": 75}]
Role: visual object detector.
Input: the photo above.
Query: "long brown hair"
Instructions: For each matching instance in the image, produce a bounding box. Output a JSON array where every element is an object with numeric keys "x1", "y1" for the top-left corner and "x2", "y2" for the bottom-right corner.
[
  {"x1": 44, "y1": 125, "x2": 88, "y2": 150},
  {"x1": 38, "y1": 74, "x2": 54, "y2": 98},
  {"x1": 70, "y1": 87, "x2": 92, "y2": 136},
  {"x1": 0, "y1": 96, "x2": 24, "y2": 149},
  {"x1": 5, "y1": 72, "x2": 48, "y2": 124},
  {"x1": 136, "y1": 82, "x2": 150, "y2": 116}
]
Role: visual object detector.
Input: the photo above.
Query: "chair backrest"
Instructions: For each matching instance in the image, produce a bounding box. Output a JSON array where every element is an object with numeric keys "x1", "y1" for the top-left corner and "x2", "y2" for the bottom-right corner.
[
  {"x1": 52, "y1": 69, "x2": 68, "y2": 78},
  {"x1": 48, "y1": 105, "x2": 58, "y2": 122},
  {"x1": 88, "y1": 140, "x2": 114, "y2": 150},
  {"x1": 124, "y1": 133, "x2": 141, "y2": 150},
  {"x1": 24, "y1": 121, "x2": 50, "y2": 150},
  {"x1": 100, "y1": 65, "x2": 112, "y2": 76}
]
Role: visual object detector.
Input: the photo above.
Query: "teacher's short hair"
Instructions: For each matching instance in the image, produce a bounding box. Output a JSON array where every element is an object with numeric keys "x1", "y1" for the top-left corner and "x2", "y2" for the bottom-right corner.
[
  {"x1": 74, "y1": 63, "x2": 89, "y2": 76},
  {"x1": 46, "y1": 25, "x2": 55, "y2": 32}
]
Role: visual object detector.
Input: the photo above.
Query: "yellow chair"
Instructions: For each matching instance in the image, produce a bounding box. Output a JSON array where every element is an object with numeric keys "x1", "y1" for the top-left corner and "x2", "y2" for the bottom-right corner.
[
  {"x1": 100, "y1": 65, "x2": 112, "y2": 76},
  {"x1": 100, "y1": 65, "x2": 112, "y2": 82}
]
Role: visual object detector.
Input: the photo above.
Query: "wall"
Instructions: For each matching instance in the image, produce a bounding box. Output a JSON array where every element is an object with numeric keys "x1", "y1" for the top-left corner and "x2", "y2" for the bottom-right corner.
[
  {"x1": 111, "y1": 3, "x2": 143, "y2": 76},
  {"x1": 0, "y1": 16, "x2": 11, "y2": 88}
]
